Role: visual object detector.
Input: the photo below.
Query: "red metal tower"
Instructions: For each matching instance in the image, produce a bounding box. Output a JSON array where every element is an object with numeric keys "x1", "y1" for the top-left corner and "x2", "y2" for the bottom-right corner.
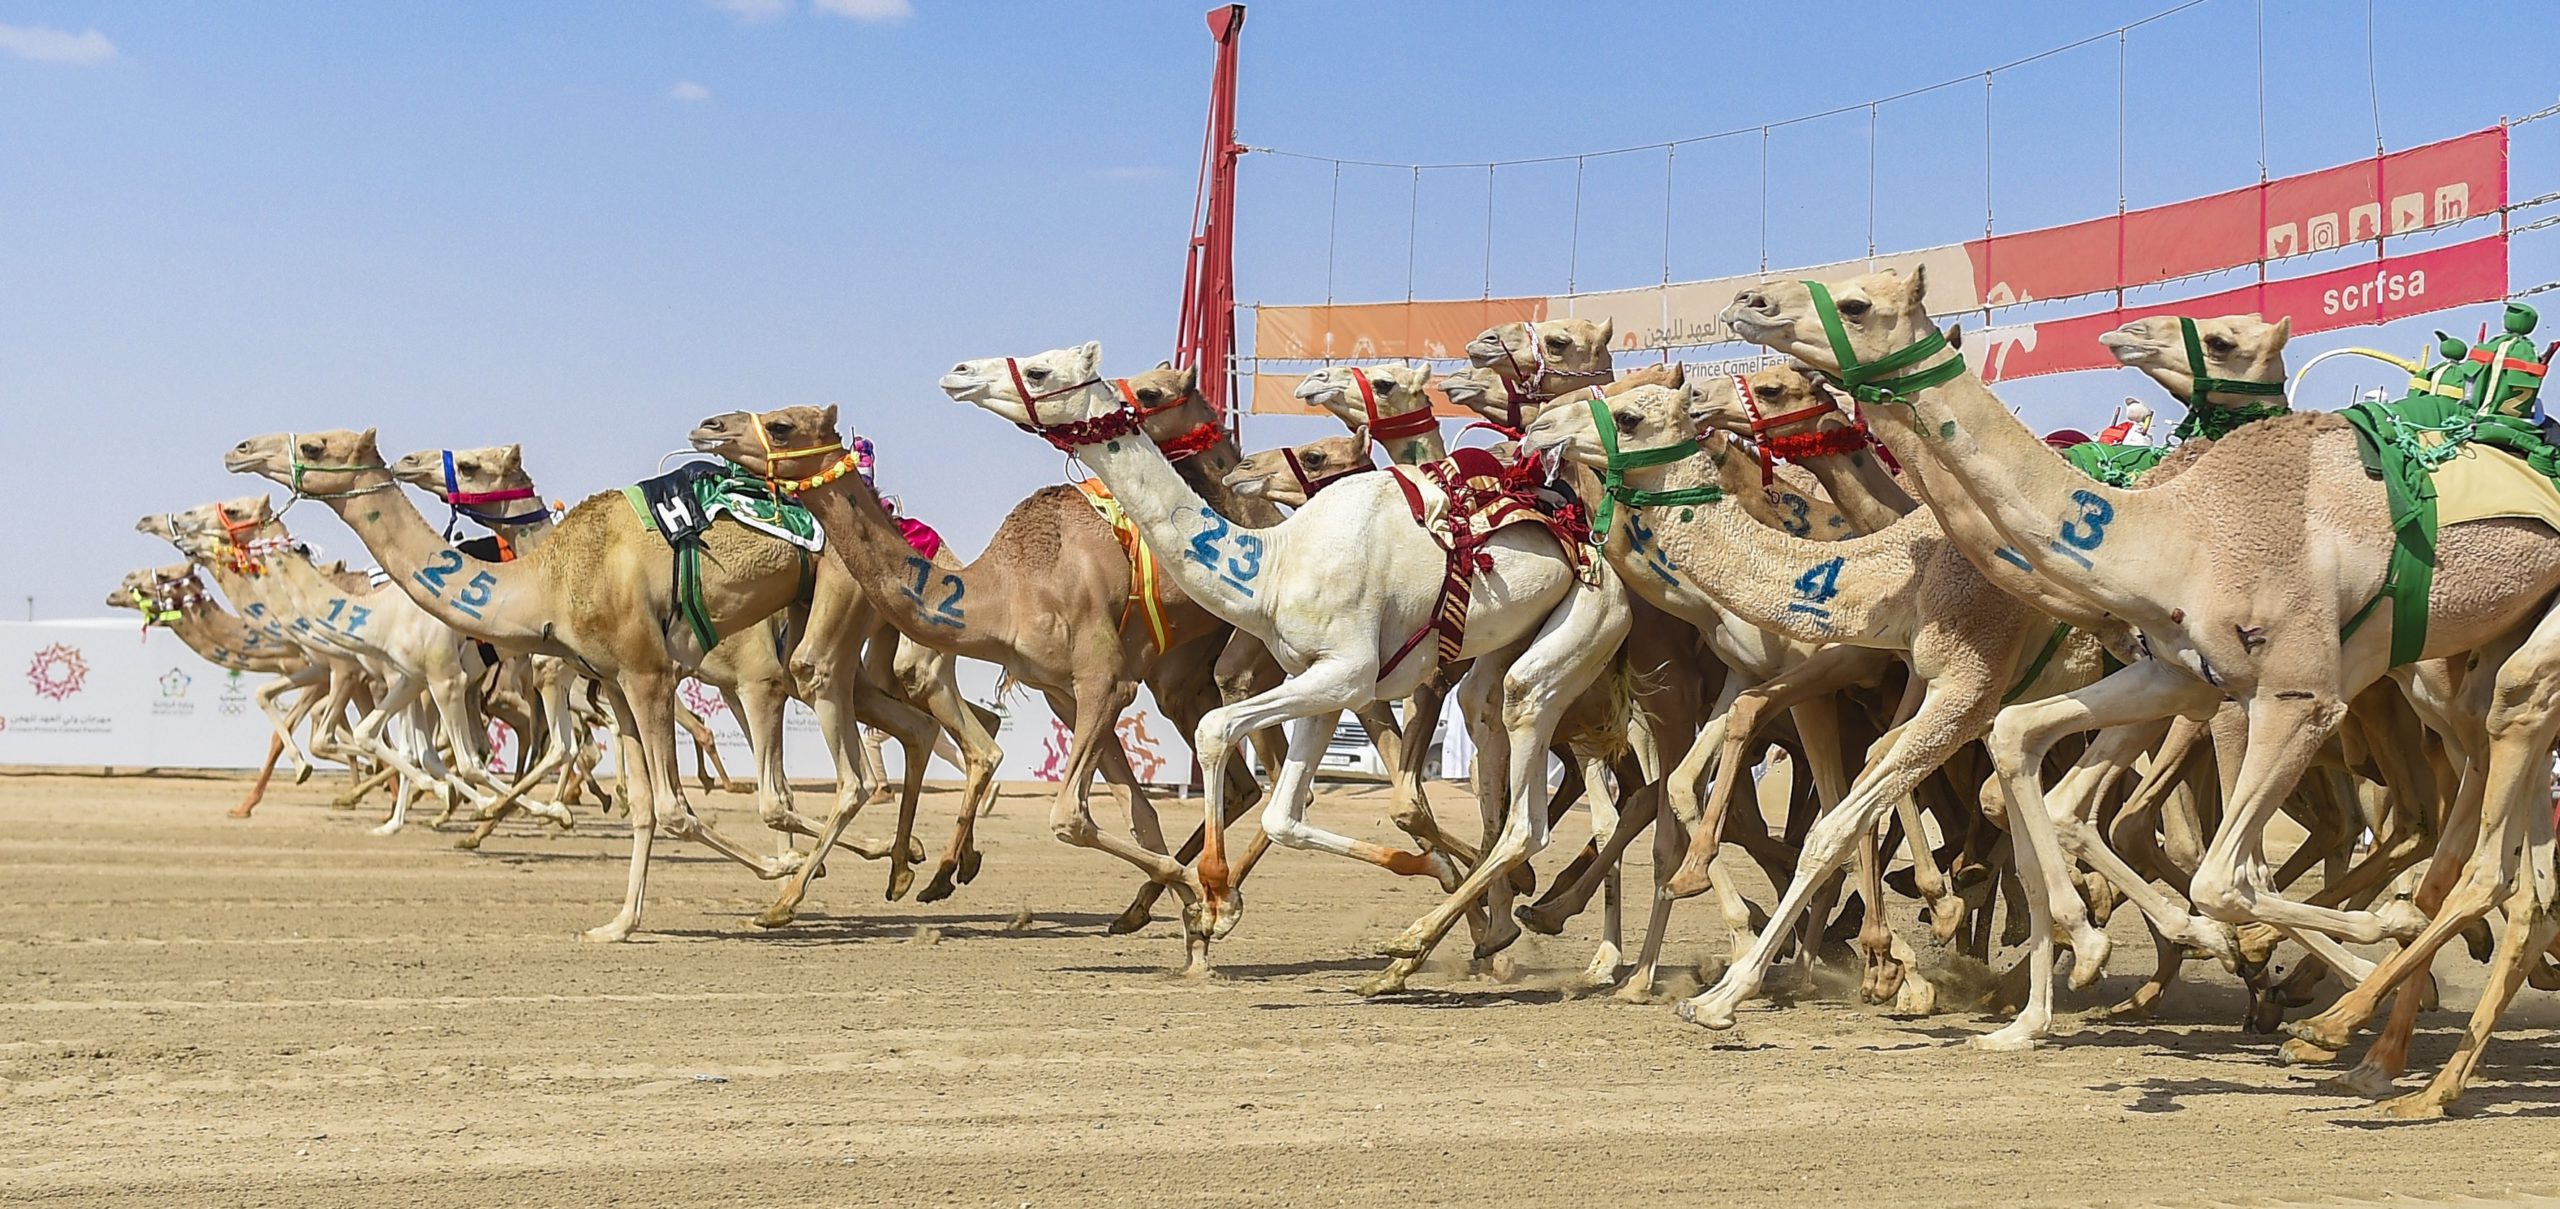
[{"x1": 1176, "y1": 4, "x2": 1246, "y2": 437}]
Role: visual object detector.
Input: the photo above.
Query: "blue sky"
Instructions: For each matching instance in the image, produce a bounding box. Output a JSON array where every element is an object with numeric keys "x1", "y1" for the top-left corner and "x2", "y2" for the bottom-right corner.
[{"x1": 2, "y1": 0, "x2": 2552, "y2": 618}]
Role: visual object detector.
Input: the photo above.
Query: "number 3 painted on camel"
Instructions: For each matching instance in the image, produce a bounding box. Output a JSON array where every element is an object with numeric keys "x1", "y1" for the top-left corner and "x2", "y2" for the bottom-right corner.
[{"x1": 2051, "y1": 489, "x2": 2114, "y2": 569}]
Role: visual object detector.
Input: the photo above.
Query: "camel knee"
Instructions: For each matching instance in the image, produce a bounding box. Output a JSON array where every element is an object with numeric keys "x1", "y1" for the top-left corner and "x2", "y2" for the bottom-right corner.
[
  {"x1": 1261, "y1": 809, "x2": 1319, "y2": 852},
  {"x1": 2189, "y1": 863, "x2": 2251, "y2": 924},
  {"x1": 1984, "y1": 710, "x2": 2044, "y2": 778}
]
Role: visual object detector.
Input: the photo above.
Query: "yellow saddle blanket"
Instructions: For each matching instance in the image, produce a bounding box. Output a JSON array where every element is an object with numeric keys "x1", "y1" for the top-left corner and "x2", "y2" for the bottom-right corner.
[
  {"x1": 2428, "y1": 441, "x2": 2560, "y2": 533},
  {"x1": 1073, "y1": 479, "x2": 1173, "y2": 653}
]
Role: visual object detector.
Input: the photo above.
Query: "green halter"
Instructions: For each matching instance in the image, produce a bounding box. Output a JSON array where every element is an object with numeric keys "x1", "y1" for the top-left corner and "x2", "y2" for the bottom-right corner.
[
  {"x1": 130, "y1": 587, "x2": 186, "y2": 627},
  {"x1": 1585, "y1": 395, "x2": 1721, "y2": 546},
  {"x1": 287, "y1": 435, "x2": 396, "y2": 501},
  {"x1": 1802, "y1": 280, "x2": 1968, "y2": 406},
  {"x1": 2171, "y1": 317, "x2": 2288, "y2": 441}
]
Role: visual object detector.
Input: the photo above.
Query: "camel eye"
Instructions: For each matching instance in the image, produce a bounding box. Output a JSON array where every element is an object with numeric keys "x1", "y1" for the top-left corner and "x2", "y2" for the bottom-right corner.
[
  {"x1": 1025, "y1": 367, "x2": 1050, "y2": 382},
  {"x1": 1612, "y1": 410, "x2": 1642, "y2": 432},
  {"x1": 299, "y1": 441, "x2": 323, "y2": 457},
  {"x1": 1368, "y1": 378, "x2": 1394, "y2": 394},
  {"x1": 1836, "y1": 297, "x2": 1871, "y2": 318},
  {"x1": 1544, "y1": 334, "x2": 1569, "y2": 349},
  {"x1": 458, "y1": 461, "x2": 479, "y2": 474},
  {"x1": 1753, "y1": 383, "x2": 1782, "y2": 399},
  {"x1": 1302, "y1": 451, "x2": 1327, "y2": 467},
  {"x1": 1136, "y1": 388, "x2": 1163, "y2": 404},
  {"x1": 2205, "y1": 335, "x2": 2235, "y2": 354}
]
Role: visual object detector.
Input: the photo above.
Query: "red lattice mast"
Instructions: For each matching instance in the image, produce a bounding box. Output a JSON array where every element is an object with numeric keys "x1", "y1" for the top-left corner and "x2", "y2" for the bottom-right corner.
[{"x1": 1176, "y1": 5, "x2": 1246, "y2": 437}]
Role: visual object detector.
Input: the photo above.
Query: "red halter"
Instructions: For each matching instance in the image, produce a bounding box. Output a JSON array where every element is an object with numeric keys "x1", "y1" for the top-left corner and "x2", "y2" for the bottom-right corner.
[
  {"x1": 1280, "y1": 445, "x2": 1378, "y2": 499},
  {"x1": 1740, "y1": 372, "x2": 1872, "y2": 485},
  {"x1": 1005, "y1": 358, "x2": 1140, "y2": 452},
  {"x1": 1111, "y1": 379, "x2": 1224, "y2": 464},
  {"x1": 1349, "y1": 370, "x2": 1440, "y2": 443}
]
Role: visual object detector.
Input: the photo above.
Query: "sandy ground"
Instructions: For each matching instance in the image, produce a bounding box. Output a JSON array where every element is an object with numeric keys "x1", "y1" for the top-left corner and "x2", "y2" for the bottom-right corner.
[{"x1": 3, "y1": 771, "x2": 2559, "y2": 1209}]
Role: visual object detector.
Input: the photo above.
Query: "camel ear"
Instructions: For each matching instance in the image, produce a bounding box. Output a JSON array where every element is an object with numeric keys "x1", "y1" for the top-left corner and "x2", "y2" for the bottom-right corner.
[
  {"x1": 1946, "y1": 323, "x2": 1964, "y2": 350},
  {"x1": 1077, "y1": 340, "x2": 1103, "y2": 371},
  {"x1": 357, "y1": 428, "x2": 380, "y2": 456},
  {"x1": 1155, "y1": 360, "x2": 1173, "y2": 370},
  {"x1": 819, "y1": 404, "x2": 840, "y2": 434},
  {"x1": 1907, "y1": 263, "x2": 1929, "y2": 301},
  {"x1": 1665, "y1": 362, "x2": 1686, "y2": 387},
  {"x1": 1594, "y1": 318, "x2": 1614, "y2": 345},
  {"x1": 1351, "y1": 425, "x2": 1372, "y2": 459},
  {"x1": 1174, "y1": 367, "x2": 1198, "y2": 393},
  {"x1": 498, "y1": 444, "x2": 524, "y2": 469},
  {"x1": 2270, "y1": 316, "x2": 2292, "y2": 342}
]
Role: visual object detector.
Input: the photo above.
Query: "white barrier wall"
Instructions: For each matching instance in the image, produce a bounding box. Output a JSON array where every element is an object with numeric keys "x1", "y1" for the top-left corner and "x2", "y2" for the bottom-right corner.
[
  {"x1": 0, "y1": 618, "x2": 1199, "y2": 788},
  {"x1": 0, "y1": 621, "x2": 284, "y2": 768}
]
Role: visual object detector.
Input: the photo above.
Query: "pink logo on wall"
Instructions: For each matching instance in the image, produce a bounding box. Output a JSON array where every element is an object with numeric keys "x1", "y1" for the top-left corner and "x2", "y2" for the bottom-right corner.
[
  {"x1": 26, "y1": 644, "x2": 90, "y2": 702},
  {"x1": 678, "y1": 678, "x2": 726, "y2": 718},
  {"x1": 1032, "y1": 713, "x2": 1175, "y2": 783}
]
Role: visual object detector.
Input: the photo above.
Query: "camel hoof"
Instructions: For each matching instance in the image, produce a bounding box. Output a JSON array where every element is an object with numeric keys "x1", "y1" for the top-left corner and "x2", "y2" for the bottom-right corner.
[
  {"x1": 916, "y1": 869, "x2": 957, "y2": 904},
  {"x1": 1506, "y1": 864, "x2": 1536, "y2": 897},
  {"x1": 1928, "y1": 896, "x2": 1966, "y2": 942},
  {"x1": 2367, "y1": 898, "x2": 2428, "y2": 943},
  {"x1": 1206, "y1": 892, "x2": 1243, "y2": 941},
  {"x1": 2376, "y1": 1091, "x2": 2449, "y2": 1121},
  {"x1": 1966, "y1": 1026, "x2": 2042, "y2": 1053},
  {"x1": 1865, "y1": 958, "x2": 1907, "y2": 1005},
  {"x1": 904, "y1": 837, "x2": 927, "y2": 865},
  {"x1": 1472, "y1": 917, "x2": 1522, "y2": 962},
  {"x1": 581, "y1": 925, "x2": 632, "y2": 943},
  {"x1": 226, "y1": 806, "x2": 256, "y2": 820},
  {"x1": 1354, "y1": 968, "x2": 1411, "y2": 998},
  {"x1": 1106, "y1": 902, "x2": 1152, "y2": 935},
  {"x1": 1580, "y1": 946, "x2": 1625, "y2": 989},
  {"x1": 2279, "y1": 1018, "x2": 2350, "y2": 1055},
  {"x1": 2092, "y1": 995, "x2": 2158, "y2": 1023},
  {"x1": 752, "y1": 906, "x2": 797, "y2": 929},
  {"x1": 1662, "y1": 865, "x2": 1715, "y2": 901},
  {"x1": 453, "y1": 835, "x2": 484, "y2": 851},
  {"x1": 1672, "y1": 996, "x2": 1736, "y2": 1031},
  {"x1": 957, "y1": 848, "x2": 983, "y2": 884},
  {"x1": 1891, "y1": 971, "x2": 1938, "y2": 1016},
  {"x1": 294, "y1": 766, "x2": 314, "y2": 785},
  {"x1": 885, "y1": 865, "x2": 916, "y2": 902},
  {"x1": 2244, "y1": 992, "x2": 2288, "y2": 1035},
  {"x1": 1514, "y1": 903, "x2": 1569, "y2": 937},
  {"x1": 1612, "y1": 978, "x2": 1667, "y2": 1006},
  {"x1": 2462, "y1": 918, "x2": 2495, "y2": 963},
  {"x1": 2067, "y1": 930, "x2": 2113, "y2": 991},
  {"x1": 2278, "y1": 1036, "x2": 2342, "y2": 1066},
  {"x1": 2321, "y1": 1064, "x2": 2400, "y2": 1099}
]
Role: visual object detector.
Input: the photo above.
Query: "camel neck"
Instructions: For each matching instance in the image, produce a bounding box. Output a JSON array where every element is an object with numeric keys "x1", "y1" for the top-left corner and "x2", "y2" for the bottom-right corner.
[
  {"x1": 796, "y1": 469, "x2": 1017, "y2": 662},
  {"x1": 1597, "y1": 450, "x2": 1926, "y2": 649},
  {"x1": 1066, "y1": 427, "x2": 1276, "y2": 631},
  {"x1": 1863, "y1": 364, "x2": 2161, "y2": 628},
  {"x1": 1780, "y1": 425, "x2": 1915, "y2": 534},
  {"x1": 313, "y1": 483, "x2": 553, "y2": 647}
]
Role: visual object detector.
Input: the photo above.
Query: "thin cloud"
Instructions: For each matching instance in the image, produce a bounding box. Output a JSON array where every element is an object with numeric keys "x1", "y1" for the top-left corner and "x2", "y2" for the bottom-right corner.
[
  {"x1": 670, "y1": 80, "x2": 712, "y2": 102},
  {"x1": 708, "y1": 0, "x2": 790, "y2": 21},
  {"x1": 814, "y1": 0, "x2": 913, "y2": 23},
  {"x1": 1089, "y1": 166, "x2": 1166, "y2": 182},
  {"x1": 0, "y1": 22, "x2": 117, "y2": 66}
]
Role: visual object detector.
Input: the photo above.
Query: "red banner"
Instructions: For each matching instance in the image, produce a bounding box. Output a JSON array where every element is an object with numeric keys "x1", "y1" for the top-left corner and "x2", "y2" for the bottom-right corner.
[
  {"x1": 1973, "y1": 235, "x2": 2509, "y2": 383},
  {"x1": 1967, "y1": 127, "x2": 2504, "y2": 305}
]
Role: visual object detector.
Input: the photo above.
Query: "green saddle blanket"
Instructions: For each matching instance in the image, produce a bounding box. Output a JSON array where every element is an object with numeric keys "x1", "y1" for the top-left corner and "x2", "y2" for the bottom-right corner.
[
  {"x1": 2058, "y1": 442, "x2": 2168, "y2": 488},
  {"x1": 2340, "y1": 393, "x2": 2560, "y2": 666}
]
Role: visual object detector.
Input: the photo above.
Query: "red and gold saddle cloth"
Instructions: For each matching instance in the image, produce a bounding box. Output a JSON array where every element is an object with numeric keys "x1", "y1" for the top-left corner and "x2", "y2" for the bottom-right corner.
[{"x1": 1380, "y1": 446, "x2": 1593, "y2": 677}]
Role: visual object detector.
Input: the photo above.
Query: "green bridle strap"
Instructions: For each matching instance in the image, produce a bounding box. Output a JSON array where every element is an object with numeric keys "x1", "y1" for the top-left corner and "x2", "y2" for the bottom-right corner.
[
  {"x1": 1587, "y1": 396, "x2": 1721, "y2": 546},
  {"x1": 1803, "y1": 280, "x2": 1968, "y2": 406},
  {"x1": 2178, "y1": 317, "x2": 2287, "y2": 410},
  {"x1": 286, "y1": 435, "x2": 396, "y2": 501}
]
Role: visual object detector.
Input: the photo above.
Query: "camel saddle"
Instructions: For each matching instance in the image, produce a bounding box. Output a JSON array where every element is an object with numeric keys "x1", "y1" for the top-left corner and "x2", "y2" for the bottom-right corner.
[
  {"x1": 1071, "y1": 479, "x2": 1173, "y2": 654},
  {"x1": 620, "y1": 462, "x2": 819, "y2": 653},
  {"x1": 2341, "y1": 392, "x2": 2560, "y2": 666},
  {"x1": 1380, "y1": 446, "x2": 1593, "y2": 678}
]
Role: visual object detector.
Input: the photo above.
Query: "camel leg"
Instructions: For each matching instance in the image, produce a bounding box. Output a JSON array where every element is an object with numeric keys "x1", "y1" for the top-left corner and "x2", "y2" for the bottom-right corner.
[
  {"x1": 914, "y1": 662, "x2": 1004, "y2": 901},
  {"x1": 584, "y1": 686, "x2": 661, "y2": 942},
  {"x1": 233, "y1": 734, "x2": 288, "y2": 820}
]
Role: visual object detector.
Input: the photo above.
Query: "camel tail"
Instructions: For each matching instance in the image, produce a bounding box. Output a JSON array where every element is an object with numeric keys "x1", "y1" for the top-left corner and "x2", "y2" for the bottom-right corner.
[{"x1": 1558, "y1": 647, "x2": 1644, "y2": 764}]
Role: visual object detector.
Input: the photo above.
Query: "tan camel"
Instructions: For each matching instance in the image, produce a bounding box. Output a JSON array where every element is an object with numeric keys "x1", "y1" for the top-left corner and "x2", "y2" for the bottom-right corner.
[
  {"x1": 1724, "y1": 269, "x2": 2560, "y2": 1106},
  {"x1": 226, "y1": 430, "x2": 941, "y2": 941},
  {"x1": 1462, "y1": 318, "x2": 1616, "y2": 434},
  {"x1": 943, "y1": 341, "x2": 1632, "y2": 994},
  {"x1": 110, "y1": 564, "x2": 323, "y2": 817}
]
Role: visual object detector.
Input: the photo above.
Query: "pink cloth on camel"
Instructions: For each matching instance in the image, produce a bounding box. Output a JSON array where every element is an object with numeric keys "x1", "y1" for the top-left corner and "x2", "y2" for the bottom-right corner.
[{"x1": 896, "y1": 517, "x2": 944, "y2": 559}]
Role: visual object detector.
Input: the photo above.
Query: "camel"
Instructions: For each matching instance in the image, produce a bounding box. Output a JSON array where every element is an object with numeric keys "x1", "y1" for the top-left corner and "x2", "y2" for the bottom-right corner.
[
  {"x1": 110, "y1": 564, "x2": 323, "y2": 817},
  {"x1": 687, "y1": 369, "x2": 1370, "y2": 958},
  {"x1": 1723, "y1": 269, "x2": 2560, "y2": 1108},
  {"x1": 1461, "y1": 318, "x2": 1616, "y2": 434},
  {"x1": 1223, "y1": 432, "x2": 1377, "y2": 509},
  {"x1": 153, "y1": 497, "x2": 524, "y2": 835},
  {"x1": 226, "y1": 430, "x2": 941, "y2": 941},
  {"x1": 943, "y1": 341, "x2": 1632, "y2": 992}
]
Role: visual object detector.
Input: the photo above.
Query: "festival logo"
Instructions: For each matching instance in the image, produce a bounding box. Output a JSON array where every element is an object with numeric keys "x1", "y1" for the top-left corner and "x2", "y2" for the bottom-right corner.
[
  {"x1": 218, "y1": 669, "x2": 250, "y2": 716},
  {"x1": 1030, "y1": 712, "x2": 1177, "y2": 783},
  {"x1": 486, "y1": 719, "x2": 514, "y2": 774},
  {"x1": 25, "y1": 643, "x2": 89, "y2": 702},
  {"x1": 159, "y1": 668, "x2": 192, "y2": 699},
  {"x1": 678, "y1": 677, "x2": 726, "y2": 718}
]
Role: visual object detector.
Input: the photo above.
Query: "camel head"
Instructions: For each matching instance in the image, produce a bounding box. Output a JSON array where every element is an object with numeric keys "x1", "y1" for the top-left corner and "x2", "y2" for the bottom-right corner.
[
  {"x1": 1519, "y1": 382, "x2": 1700, "y2": 473},
  {"x1": 1685, "y1": 364, "x2": 1840, "y2": 438},
  {"x1": 1464, "y1": 318, "x2": 1616, "y2": 390},
  {"x1": 939, "y1": 341, "x2": 1115, "y2": 432},
  {"x1": 688, "y1": 405, "x2": 846, "y2": 480},
  {"x1": 1438, "y1": 366, "x2": 1505, "y2": 421},
  {"x1": 107, "y1": 567, "x2": 155, "y2": 610},
  {"x1": 390, "y1": 444, "x2": 532, "y2": 498},
  {"x1": 2099, "y1": 313, "x2": 2291, "y2": 404},
  {"x1": 1722, "y1": 269, "x2": 1944, "y2": 385},
  {"x1": 156, "y1": 496, "x2": 283, "y2": 565},
  {"x1": 1224, "y1": 431, "x2": 1374, "y2": 508},
  {"x1": 227, "y1": 430, "x2": 394, "y2": 501},
  {"x1": 1292, "y1": 363, "x2": 1435, "y2": 434},
  {"x1": 1117, "y1": 364, "x2": 1225, "y2": 452}
]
